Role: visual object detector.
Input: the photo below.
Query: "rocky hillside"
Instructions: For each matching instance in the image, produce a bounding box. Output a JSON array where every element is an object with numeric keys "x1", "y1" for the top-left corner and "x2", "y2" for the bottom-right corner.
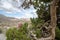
[{"x1": 0, "y1": 14, "x2": 30, "y2": 28}]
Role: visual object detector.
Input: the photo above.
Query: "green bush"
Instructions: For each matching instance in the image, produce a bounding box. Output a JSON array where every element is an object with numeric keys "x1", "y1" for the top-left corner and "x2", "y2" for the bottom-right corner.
[
  {"x1": 0, "y1": 28, "x2": 2, "y2": 33},
  {"x1": 6, "y1": 23, "x2": 31, "y2": 40},
  {"x1": 30, "y1": 18, "x2": 42, "y2": 38},
  {"x1": 55, "y1": 27, "x2": 60, "y2": 40},
  {"x1": 35, "y1": 29, "x2": 42, "y2": 38}
]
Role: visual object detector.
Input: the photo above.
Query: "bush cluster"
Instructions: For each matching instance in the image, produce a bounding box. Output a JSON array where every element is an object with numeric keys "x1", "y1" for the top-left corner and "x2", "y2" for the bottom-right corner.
[{"x1": 6, "y1": 22, "x2": 31, "y2": 40}]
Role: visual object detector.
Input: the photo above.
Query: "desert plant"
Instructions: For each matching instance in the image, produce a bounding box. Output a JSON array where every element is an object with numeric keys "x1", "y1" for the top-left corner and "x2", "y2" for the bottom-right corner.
[
  {"x1": 0, "y1": 28, "x2": 3, "y2": 33},
  {"x1": 55, "y1": 27, "x2": 60, "y2": 40},
  {"x1": 6, "y1": 22, "x2": 30, "y2": 40}
]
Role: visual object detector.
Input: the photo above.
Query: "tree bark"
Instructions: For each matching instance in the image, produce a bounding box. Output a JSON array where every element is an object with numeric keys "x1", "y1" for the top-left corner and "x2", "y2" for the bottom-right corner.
[{"x1": 50, "y1": 0, "x2": 57, "y2": 40}]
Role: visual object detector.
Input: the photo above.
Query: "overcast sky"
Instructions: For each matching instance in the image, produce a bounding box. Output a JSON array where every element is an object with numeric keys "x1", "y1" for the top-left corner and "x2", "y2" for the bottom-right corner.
[{"x1": 0, "y1": 0, "x2": 37, "y2": 19}]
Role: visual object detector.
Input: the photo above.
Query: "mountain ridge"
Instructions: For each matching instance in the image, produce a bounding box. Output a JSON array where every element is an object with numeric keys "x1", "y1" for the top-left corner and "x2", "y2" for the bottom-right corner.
[{"x1": 0, "y1": 14, "x2": 30, "y2": 27}]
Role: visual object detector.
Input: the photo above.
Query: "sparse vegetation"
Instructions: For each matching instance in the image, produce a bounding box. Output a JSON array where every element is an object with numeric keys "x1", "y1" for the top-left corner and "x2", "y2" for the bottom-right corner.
[
  {"x1": 6, "y1": 22, "x2": 31, "y2": 40},
  {"x1": 0, "y1": 28, "x2": 2, "y2": 33}
]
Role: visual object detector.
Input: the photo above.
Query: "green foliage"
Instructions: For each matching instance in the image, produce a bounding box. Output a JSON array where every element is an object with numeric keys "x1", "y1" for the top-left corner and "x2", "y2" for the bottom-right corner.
[
  {"x1": 30, "y1": 0, "x2": 51, "y2": 38},
  {"x1": 21, "y1": 0, "x2": 60, "y2": 39},
  {"x1": 0, "y1": 28, "x2": 2, "y2": 33},
  {"x1": 30, "y1": 0, "x2": 50, "y2": 38},
  {"x1": 30, "y1": 18, "x2": 44, "y2": 27},
  {"x1": 33, "y1": 0, "x2": 50, "y2": 22},
  {"x1": 30, "y1": 18, "x2": 42, "y2": 38},
  {"x1": 55, "y1": 27, "x2": 60, "y2": 40},
  {"x1": 40, "y1": 0, "x2": 52, "y2": 2},
  {"x1": 35, "y1": 29, "x2": 42, "y2": 38},
  {"x1": 6, "y1": 23, "x2": 31, "y2": 40}
]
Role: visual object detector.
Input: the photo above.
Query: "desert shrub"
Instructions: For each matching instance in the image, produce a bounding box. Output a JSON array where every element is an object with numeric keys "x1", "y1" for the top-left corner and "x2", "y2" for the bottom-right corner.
[
  {"x1": 6, "y1": 22, "x2": 31, "y2": 40},
  {"x1": 55, "y1": 27, "x2": 60, "y2": 40},
  {"x1": 0, "y1": 28, "x2": 3, "y2": 33},
  {"x1": 30, "y1": 18, "x2": 42, "y2": 38}
]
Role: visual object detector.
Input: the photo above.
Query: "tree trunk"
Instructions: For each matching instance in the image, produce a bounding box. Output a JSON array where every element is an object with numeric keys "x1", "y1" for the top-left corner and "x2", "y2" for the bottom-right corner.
[{"x1": 50, "y1": 0, "x2": 57, "y2": 40}]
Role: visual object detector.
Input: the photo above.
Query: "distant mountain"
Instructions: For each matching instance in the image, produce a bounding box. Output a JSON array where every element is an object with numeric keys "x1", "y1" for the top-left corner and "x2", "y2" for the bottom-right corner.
[
  {"x1": 0, "y1": 14, "x2": 19, "y2": 22},
  {"x1": 0, "y1": 14, "x2": 30, "y2": 28},
  {"x1": 0, "y1": 14, "x2": 20, "y2": 27}
]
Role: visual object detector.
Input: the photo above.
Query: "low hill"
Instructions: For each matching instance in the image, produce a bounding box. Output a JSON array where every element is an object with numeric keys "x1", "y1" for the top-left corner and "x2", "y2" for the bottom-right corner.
[{"x1": 0, "y1": 14, "x2": 30, "y2": 28}]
